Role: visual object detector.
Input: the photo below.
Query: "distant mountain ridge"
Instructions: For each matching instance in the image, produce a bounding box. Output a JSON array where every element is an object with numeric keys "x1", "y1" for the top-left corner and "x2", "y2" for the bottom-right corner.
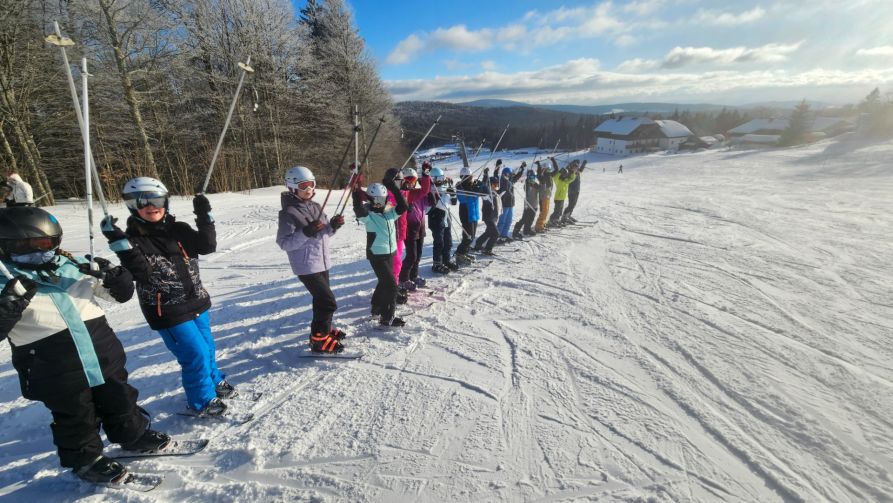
[{"x1": 458, "y1": 99, "x2": 735, "y2": 115}]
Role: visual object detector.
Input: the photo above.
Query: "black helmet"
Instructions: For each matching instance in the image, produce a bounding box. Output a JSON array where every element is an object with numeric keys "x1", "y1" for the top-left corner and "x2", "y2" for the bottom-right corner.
[{"x1": 0, "y1": 207, "x2": 63, "y2": 259}]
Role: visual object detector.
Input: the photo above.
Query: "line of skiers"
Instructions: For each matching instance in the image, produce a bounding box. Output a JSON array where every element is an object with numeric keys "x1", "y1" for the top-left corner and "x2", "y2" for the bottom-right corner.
[{"x1": 0, "y1": 154, "x2": 585, "y2": 484}]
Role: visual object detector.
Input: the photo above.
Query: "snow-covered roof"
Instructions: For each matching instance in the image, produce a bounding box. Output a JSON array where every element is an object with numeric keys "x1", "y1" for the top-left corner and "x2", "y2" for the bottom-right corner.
[
  {"x1": 699, "y1": 136, "x2": 719, "y2": 145},
  {"x1": 654, "y1": 120, "x2": 693, "y2": 138},
  {"x1": 594, "y1": 116, "x2": 655, "y2": 135},
  {"x1": 728, "y1": 118, "x2": 790, "y2": 134}
]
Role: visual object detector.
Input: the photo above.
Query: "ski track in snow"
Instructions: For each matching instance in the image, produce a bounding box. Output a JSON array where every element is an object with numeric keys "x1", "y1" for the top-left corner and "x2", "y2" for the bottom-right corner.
[{"x1": 1, "y1": 136, "x2": 892, "y2": 502}]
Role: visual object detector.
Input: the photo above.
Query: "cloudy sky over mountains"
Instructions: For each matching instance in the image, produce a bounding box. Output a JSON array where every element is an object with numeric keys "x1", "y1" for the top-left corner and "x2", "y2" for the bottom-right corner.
[{"x1": 346, "y1": 0, "x2": 893, "y2": 104}]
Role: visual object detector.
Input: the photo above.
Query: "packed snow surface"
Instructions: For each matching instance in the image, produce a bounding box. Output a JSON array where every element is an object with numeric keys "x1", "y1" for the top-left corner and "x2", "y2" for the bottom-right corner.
[{"x1": 0, "y1": 135, "x2": 891, "y2": 502}]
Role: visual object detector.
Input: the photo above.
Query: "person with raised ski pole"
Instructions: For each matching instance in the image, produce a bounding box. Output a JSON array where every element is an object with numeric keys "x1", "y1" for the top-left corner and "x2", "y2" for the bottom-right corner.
[
  {"x1": 276, "y1": 166, "x2": 347, "y2": 354},
  {"x1": 472, "y1": 170, "x2": 501, "y2": 256},
  {"x1": 548, "y1": 158, "x2": 579, "y2": 228},
  {"x1": 454, "y1": 166, "x2": 491, "y2": 265},
  {"x1": 100, "y1": 177, "x2": 235, "y2": 417},
  {"x1": 512, "y1": 167, "x2": 540, "y2": 238},
  {"x1": 0, "y1": 206, "x2": 171, "y2": 484},
  {"x1": 427, "y1": 166, "x2": 458, "y2": 274},
  {"x1": 397, "y1": 164, "x2": 432, "y2": 291},
  {"x1": 496, "y1": 160, "x2": 526, "y2": 242},
  {"x1": 534, "y1": 160, "x2": 554, "y2": 233},
  {"x1": 352, "y1": 170, "x2": 409, "y2": 327},
  {"x1": 562, "y1": 160, "x2": 586, "y2": 224}
]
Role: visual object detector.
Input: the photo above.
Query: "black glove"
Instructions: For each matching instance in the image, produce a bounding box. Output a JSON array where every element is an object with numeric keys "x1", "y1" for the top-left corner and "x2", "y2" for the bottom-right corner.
[
  {"x1": 100, "y1": 265, "x2": 135, "y2": 303},
  {"x1": 77, "y1": 256, "x2": 114, "y2": 279},
  {"x1": 101, "y1": 216, "x2": 127, "y2": 242},
  {"x1": 302, "y1": 220, "x2": 326, "y2": 237},
  {"x1": 193, "y1": 194, "x2": 212, "y2": 216},
  {"x1": 331, "y1": 215, "x2": 345, "y2": 230},
  {"x1": 1, "y1": 276, "x2": 38, "y2": 303},
  {"x1": 483, "y1": 168, "x2": 490, "y2": 176}
]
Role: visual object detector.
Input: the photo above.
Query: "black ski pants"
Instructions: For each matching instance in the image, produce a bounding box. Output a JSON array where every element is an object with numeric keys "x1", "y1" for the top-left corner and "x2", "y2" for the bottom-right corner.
[
  {"x1": 42, "y1": 367, "x2": 148, "y2": 469},
  {"x1": 298, "y1": 270, "x2": 337, "y2": 336},
  {"x1": 399, "y1": 237, "x2": 424, "y2": 282},
  {"x1": 513, "y1": 207, "x2": 536, "y2": 235},
  {"x1": 431, "y1": 225, "x2": 453, "y2": 265},
  {"x1": 474, "y1": 220, "x2": 499, "y2": 252},
  {"x1": 369, "y1": 253, "x2": 398, "y2": 321},
  {"x1": 563, "y1": 191, "x2": 580, "y2": 220},
  {"x1": 457, "y1": 208, "x2": 477, "y2": 255},
  {"x1": 549, "y1": 199, "x2": 566, "y2": 223}
]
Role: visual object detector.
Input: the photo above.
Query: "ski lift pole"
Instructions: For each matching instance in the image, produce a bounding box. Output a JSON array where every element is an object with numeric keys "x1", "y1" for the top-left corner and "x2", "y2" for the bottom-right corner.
[
  {"x1": 400, "y1": 115, "x2": 441, "y2": 170},
  {"x1": 45, "y1": 21, "x2": 108, "y2": 217},
  {"x1": 335, "y1": 116, "x2": 386, "y2": 216},
  {"x1": 332, "y1": 108, "x2": 362, "y2": 217},
  {"x1": 317, "y1": 129, "x2": 355, "y2": 218},
  {"x1": 200, "y1": 56, "x2": 254, "y2": 194},
  {"x1": 82, "y1": 58, "x2": 97, "y2": 271},
  {"x1": 472, "y1": 124, "x2": 509, "y2": 178}
]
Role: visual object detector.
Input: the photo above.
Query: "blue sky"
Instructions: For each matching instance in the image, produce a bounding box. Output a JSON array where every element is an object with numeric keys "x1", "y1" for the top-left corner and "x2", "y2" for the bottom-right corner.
[{"x1": 303, "y1": 0, "x2": 893, "y2": 105}]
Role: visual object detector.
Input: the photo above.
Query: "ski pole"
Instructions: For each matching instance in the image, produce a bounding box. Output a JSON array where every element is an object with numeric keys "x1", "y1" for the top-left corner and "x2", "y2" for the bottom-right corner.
[
  {"x1": 467, "y1": 124, "x2": 509, "y2": 183},
  {"x1": 201, "y1": 56, "x2": 254, "y2": 194},
  {"x1": 335, "y1": 116, "x2": 386, "y2": 217},
  {"x1": 45, "y1": 21, "x2": 109, "y2": 217},
  {"x1": 81, "y1": 58, "x2": 97, "y2": 271},
  {"x1": 470, "y1": 140, "x2": 485, "y2": 162},
  {"x1": 400, "y1": 115, "x2": 441, "y2": 170},
  {"x1": 333, "y1": 108, "x2": 364, "y2": 217},
  {"x1": 0, "y1": 262, "x2": 27, "y2": 296},
  {"x1": 316, "y1": 128, "x2": 356, "y2": 219}
]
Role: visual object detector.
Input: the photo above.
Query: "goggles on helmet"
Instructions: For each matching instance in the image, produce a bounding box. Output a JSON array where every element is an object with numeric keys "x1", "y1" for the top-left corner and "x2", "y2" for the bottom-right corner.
[
  {"x1": 403, "y1": 176, "x2": 417, "y2": 185},
  {"x1": 123, "y1": 191, "x2": 168, "y2": 210},
  {"x1": 7, "y1": 235, "x2": 62, "y2": 255}
]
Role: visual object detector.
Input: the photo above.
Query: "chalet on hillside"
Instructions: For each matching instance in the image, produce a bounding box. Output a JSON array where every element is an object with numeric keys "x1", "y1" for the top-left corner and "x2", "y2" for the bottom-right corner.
[
  {"x1": 592, "y1": 117, "x2": 694, "y2": 155},
  {"x1": 728, "y1": 117, "x2": 853, "y2": 145}
]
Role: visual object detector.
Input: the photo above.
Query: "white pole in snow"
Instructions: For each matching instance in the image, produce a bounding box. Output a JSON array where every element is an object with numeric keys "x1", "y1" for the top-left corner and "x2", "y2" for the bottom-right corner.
[
  {"x1": 82, "y1": 58, "x2": 97, "y2": 270},
  {"x1": 0, "y1": 262, "x2": 27, "y2": 296},
  {"x1": 46, "y1": 21, "x2": 109, "y2": 217},
  {"x1": 201, "y1": 56, "x2": 254, "y2": 194}
]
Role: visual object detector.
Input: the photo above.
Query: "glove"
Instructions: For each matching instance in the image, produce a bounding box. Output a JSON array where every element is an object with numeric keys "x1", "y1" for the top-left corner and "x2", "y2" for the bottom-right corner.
[
  {"x1": 100, "y1": 264, "x2": 135, "y2": 303},
  {"x1": 302, "y1": 220, "x2": 326, "y2": 237},
  {"x1": 483, "y1": 168, "x2": 489, "y2": 176},
  {"x1": 77, "y1": 256, "x2": 114, "y2": 279},
  {"x1": 101, "y1": 216, "x2": 127, "y2": 242},
  {"x1": 330, "y1": 215, "x2": 345, "y2": 230},
  {"x1": 193, "y1": 194, "x2": 212, "y2": 215},
  {"x1": 355, "y1": 173, "x2": 364, "y2": 188},
  {"x1": 1, "y1": 276, "x2": 38, "y2": 302},
  {"x1": 421, "y1": 163, "x2": 432, "y2": 176}
]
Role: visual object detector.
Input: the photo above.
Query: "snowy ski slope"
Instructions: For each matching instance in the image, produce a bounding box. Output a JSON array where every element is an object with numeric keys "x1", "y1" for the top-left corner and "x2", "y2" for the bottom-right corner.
[{"x1": 0, "y1": 134, "x2": 891, "y2": 501}]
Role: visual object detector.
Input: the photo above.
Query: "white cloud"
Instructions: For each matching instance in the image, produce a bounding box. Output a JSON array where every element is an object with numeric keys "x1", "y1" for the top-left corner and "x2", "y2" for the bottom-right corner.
[
  {"x1": 661, "y1": 42, "x2": 803, "y2": 69},
  {"x1": 856, "y1": 46, "x2": 893, "y2": 57},
  {"x1": 616, "y1": 58, "x2": 660, "y2": 72},
  {"x1": 385, "y1": 58, "x2": 893, "y2": 105},
  {"x1": 480, "y1": 60, "x2": 497, "y2": 70},
  {"x1": 385, "y1": 2, "x2": 641, "y2": 65},
  {"x1": 694, "y1": 6, "x2": 766, "y2": 25}
]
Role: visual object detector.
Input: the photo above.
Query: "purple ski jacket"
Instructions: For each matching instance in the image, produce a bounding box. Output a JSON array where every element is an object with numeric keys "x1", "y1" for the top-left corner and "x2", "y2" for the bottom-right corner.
[{"x1": 276, "y1": 192, "x2": 335, "y2": 276}]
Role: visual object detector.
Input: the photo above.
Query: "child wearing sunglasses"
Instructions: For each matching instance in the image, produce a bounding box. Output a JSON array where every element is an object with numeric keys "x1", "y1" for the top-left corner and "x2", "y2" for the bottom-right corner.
[
  {"x1": 101, "y1": 177, "x2": 235, "y2": 417},
  {"x1": 276, "y1": 166, "x2": 346, "y2": 353},
  {"x1": 0, "y1": 206, "x2": 171, "y2": 484}
]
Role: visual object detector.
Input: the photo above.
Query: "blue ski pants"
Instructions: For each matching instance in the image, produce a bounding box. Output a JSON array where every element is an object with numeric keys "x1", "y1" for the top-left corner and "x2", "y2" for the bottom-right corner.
[
  {"x1": 157, "y1": 310, "x2": 224, "y2": 411},
  {"x1": 497, "y1": 207, "x2": 514, "y2": 237}
]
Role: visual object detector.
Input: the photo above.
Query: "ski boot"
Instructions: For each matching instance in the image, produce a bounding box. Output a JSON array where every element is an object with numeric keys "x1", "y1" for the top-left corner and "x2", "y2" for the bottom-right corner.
[
  {"x1": 412, "y1": 276, "x2": 427, "y2": 288},
  {"x1": 310, "y1": 332, "x2": 344, "y2": 354},
  {"x1": 121, "y1": 429, "x2": 171, "y2": 453},
  {"x1": 75, "y1": 456, "x2": 128, "y2": 484},
  {"x1": 380, "y1": 316, "x2": 406, "y2": 327},
  {"x1": 215, "y1": 380, "x2": 237, "y2": 399},
  {"x1": 523, "y1": 229, "x2": 536, "y2": 237},
  {"x1": 512, "y1": 232, "x2": 524, "y2": 241},
  {"x1": 329, "y1": 327, "x2": 347, "y2": 340},
  {"x1": 456, "y1": 254, "x2": 473, "y2": 266},
  {"x1": 445, "y1": 261, "x2": 460, "y2": 272},
  {"x1": 193, "y1": 398, "x2": 228, "y2": 417},
  {"x1": 399, "y1": 280, "x2": 417, "y2": 292},
  {"x1": 432, "y1": 263, "x2": 450, "y2": 275}
]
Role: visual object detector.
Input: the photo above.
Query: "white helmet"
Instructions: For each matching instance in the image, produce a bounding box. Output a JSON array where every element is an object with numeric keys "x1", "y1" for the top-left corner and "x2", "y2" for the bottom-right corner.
[
  {"x1": 122, "y1": 177, "x2": 169, "y2": 214},
  {"x1": 401, "y1": 167, "x2": 418, "y2": 179},
  {"x1": 459, "y1": 167, "x2": 471, "y2": 178},
  {"x1": 430, "y1": 167, "x2": 445, "y2": 183},
  {"x1": 366, "y1": 183, "x2": 388, "y2": 207},
  {"x1": 285, "y1": 166, "x2": 315, "y2": 190}
]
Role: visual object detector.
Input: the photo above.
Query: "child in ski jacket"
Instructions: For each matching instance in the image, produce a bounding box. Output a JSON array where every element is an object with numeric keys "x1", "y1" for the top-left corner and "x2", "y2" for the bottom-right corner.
[
  {"x1": 549, "y1": 158, "x2": 578, "y2": 226},
  {"x1": 455, "y1": 167, "x2": 489, "y2": 265},
  {"x1": 427, "y1": 167, "x2": 458, "y2": 274},
  {"x1": 562, "y1": 160, "x2": 586, "y2": 224},
  {"x1": 102, "y1": 177, "x2": 232, "y2": 417},
  {"x1": 497, "y1": 163, "x2": 526, "y2": 239},
  {"x1": 352, "y1": 169, "x2": 409, "y2": 327},
  {"x1": 0, "y1": 206, "x2": 169, "y2": 483},
  {"x1": 535, "y1": 161, "x2": 554, "y2": 232},
  {"x1": 399, "y1": 167, "x2": 431, "y2": 290},
  {"x1": 4, "y1": 172, "x2": 34, "y2": 206},
  {"x1": 473, "y1": 175, "x2": 500, "y2": 254},
  {"x1": 276, "y1": 166, "x2": 346, "y2": 354},
  {"x1": 512, "y1": 169, "x2": 539, "y2": 237}
]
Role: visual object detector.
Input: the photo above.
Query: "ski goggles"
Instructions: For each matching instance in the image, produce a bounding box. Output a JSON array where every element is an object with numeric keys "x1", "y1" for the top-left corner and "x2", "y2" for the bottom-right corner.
[
  {"x1": 294, "y1": 180, "x2": 315, "y2": 192},
  {"x1": 123, "y1": 191, "x2": 168, "y2": 210},
  {"x1": 403, "y1": 176, "x2": 418, "y2": 185},
  {"x1": 6, "y1": 235, "x2": 62, "y2": 255}
]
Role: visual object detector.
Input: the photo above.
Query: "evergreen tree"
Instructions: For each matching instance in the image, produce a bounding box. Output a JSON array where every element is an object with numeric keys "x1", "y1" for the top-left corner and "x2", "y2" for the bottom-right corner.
[{"x1": 780, "y1": 100, "x2": 811, "y2": 146}]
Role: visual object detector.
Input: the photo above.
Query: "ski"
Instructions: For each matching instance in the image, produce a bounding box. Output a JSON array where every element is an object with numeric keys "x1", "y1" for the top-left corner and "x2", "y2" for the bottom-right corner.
[
  {"x1": 300, "y1": 348, "x2": 362, "y2": 359},
  {"x1": 227, "y1": 389, "x2": 263, "y2": 402},
  {"x1": 109, "y1": 438, "x2": 209, "y2": 460},
  {"x1": 176, "y1": 410, "x2": 255, "y2": 425},
  {"x1": 94, "y1": 471, "x2": 164, "y2": 492}
]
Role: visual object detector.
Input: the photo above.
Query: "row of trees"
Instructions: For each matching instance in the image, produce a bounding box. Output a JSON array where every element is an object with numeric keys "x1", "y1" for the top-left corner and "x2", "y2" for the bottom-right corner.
[
  {"x1": 858, "y1": 87, "x2": 893, "y2": 137},
  {"x1": 1, "y1": 0, "x2": 405, "y2": 205}
]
